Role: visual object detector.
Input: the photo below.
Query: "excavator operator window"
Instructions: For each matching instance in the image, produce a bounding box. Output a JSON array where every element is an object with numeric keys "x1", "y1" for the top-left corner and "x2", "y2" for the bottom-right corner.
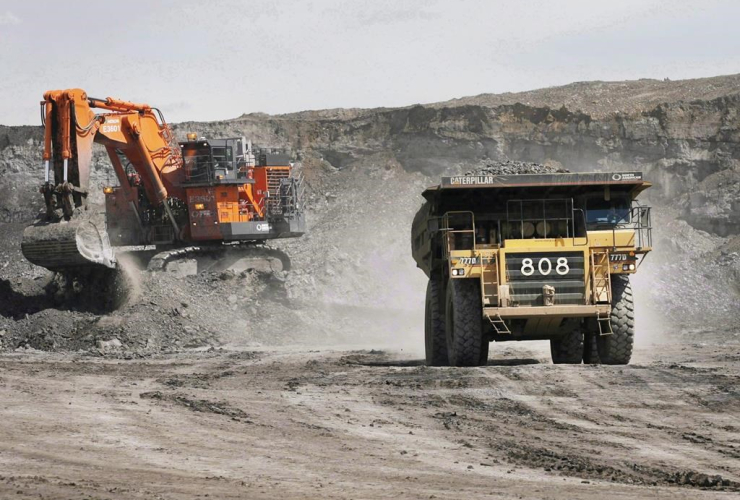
[{"x1": 212, "y1": 146, "x2": 233, "y2": 167}]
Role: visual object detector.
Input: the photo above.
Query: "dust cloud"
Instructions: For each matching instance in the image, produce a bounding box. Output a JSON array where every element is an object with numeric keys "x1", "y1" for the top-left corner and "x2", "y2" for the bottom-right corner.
[{"x1": 113, "y1": 251, "x2": 144, "y2": 306}]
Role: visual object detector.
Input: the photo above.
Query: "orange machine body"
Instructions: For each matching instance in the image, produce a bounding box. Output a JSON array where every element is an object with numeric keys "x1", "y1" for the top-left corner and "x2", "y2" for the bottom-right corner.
[
  {"x1": 186, "y1": 166, "x2": 291, "y2": 241},
  {"x1": 39, "y1": 88, "x2": 305, "y2": 253}
]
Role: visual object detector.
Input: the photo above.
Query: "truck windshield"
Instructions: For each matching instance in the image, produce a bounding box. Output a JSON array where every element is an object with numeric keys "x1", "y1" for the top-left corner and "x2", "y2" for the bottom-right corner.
[{"x1": 586, "y1": 197, "x2": 631, "y2": 225}]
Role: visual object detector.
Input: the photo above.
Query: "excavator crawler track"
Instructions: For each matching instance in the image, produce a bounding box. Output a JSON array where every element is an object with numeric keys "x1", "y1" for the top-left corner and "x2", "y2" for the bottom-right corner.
[{"x1": 146, "y1": 244, "x2": 291, "y2": 274}]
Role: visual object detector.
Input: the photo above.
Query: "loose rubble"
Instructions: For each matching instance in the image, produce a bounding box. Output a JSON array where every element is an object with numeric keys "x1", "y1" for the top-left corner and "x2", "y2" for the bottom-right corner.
[{"x1": 464, "y1": 160, "x2": 569, "y2": 176}]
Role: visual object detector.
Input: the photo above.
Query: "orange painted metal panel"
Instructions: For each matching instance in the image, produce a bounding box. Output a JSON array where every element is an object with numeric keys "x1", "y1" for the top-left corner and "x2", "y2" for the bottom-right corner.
[{"x1": 186, "y1": 187, "x2": 221, "y2": 240}]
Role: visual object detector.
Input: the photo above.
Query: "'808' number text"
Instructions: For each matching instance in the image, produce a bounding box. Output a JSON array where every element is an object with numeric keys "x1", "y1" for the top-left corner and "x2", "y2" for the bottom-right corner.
[{"x1": 520, "y1": 257, "x2": 569, "y2": 276}]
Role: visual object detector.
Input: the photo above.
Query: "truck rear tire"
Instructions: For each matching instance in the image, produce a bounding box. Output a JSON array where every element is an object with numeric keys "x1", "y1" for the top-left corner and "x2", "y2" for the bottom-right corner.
[
  {"x1": 597, "y1": 275, "x2": 635, "y2": 365},
  {"x1": 582, "y1": 333, "x2": 601, "y2": 364},
  {"x1": 425, "y1": 278, "x2": 448, "y2": 366},
  {"x1": 445, "y1": 279, "x2": 486, "y2": 367},
  {"x1": 479, "y1": 338, "x2": 490, "y2": 366},
  {"x1": 550, "y1": 329, "x2": 584, "y2": 364}
]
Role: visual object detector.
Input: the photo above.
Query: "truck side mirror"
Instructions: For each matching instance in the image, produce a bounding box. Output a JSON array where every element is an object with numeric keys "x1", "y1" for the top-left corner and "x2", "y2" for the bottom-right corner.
[{"x1": 427, "y1": 219, "x2": 439, "y2": 232}]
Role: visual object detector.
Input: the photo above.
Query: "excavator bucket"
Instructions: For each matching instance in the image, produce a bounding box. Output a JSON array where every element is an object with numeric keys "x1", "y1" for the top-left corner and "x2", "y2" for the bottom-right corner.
[{"x1": 21, "y1": 218, "x2": 116, "y2": 271}]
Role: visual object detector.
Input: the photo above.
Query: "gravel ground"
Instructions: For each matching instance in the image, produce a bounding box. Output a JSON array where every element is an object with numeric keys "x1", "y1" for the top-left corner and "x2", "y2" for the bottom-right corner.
[{"x1": 0, "y1": 336, "x2": 738, "y2": 499}]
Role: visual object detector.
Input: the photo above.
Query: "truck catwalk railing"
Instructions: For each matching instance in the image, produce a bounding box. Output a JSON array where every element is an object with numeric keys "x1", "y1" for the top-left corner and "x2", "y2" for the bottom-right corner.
[
  {"x1": 630, "y1": 205, "x2": 652, "y2": 250},
  {"x1": 506, "y1": 198, "x2": 574, "y2": 239},
  {"x1": 601, "y1": 205, "x2": 652, "y2": 251},
  {"x1": 442, "y1": 211, "x2": 477, "y2": 253}
]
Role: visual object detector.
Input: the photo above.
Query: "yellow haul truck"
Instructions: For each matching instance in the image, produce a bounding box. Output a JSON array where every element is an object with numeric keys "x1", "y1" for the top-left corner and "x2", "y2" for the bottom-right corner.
[{"x1": 411, "y1": 172, "x2": 652, "y2": 366}]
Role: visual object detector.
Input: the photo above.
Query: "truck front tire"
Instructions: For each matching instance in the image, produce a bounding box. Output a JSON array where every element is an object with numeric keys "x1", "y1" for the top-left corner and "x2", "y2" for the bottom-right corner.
[
  {"x1": 425, "y1": 278, "x2": 448, "y2": 366},
  {"x1": 597, "y1": 275, "x2": 635, "y2": 365},
  {"x1": 445, "y1": 279, "x2": 486, "y2": 367},
  {"x1": 550, "y1": 329, "x2": 584, "y2": 364}
]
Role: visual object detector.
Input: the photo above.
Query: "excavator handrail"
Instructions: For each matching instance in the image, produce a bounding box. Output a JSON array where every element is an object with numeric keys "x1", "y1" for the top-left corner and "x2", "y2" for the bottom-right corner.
[{"x1": 87, "y1": 96, "x2": 151, "y2": 112}]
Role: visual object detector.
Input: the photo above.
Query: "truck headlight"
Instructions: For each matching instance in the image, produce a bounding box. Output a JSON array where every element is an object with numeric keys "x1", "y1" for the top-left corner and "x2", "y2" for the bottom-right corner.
[{"x1": 452, "y1": 269, "x2": 465, "y2": 276}]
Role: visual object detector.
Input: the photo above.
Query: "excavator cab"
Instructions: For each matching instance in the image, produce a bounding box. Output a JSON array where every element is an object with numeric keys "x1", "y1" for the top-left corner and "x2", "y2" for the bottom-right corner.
[
  {"x1": 176, "y1": 136, "x2": 304, "y2": 242},
  {"x1": 105, "y1": 134, "x2": 305, "y2": 245},
  {"x1": 181, "y1": 136, "x2": 248, "y2": 182}
]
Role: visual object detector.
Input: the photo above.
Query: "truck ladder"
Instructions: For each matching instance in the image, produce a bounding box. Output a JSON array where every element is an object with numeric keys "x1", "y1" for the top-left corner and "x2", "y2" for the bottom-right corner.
[
  {"x1": 487, "y1": 313, "x2": 511, "y2": 335},
  {"x1": 590, "y1": 249, "x2": 611, "y2": 304},
  {"x1": 596, "y1": 313, "x2": 613, "y2": 336},
  {"x1": 480, "y1": 254, "x2": 499, "y2": 306}
]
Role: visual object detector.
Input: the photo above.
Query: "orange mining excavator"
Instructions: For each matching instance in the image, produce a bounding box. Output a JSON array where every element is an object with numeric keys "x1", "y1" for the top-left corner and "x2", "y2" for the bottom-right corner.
[{"x1": 22, "y1": 88, "x2": 305, "y2": 272}]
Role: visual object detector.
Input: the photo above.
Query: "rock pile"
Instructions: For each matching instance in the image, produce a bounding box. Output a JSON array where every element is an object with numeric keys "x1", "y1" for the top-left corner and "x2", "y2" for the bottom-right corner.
[{"x1": 464, "y1": 160, "x2": 569, "y2": 176}]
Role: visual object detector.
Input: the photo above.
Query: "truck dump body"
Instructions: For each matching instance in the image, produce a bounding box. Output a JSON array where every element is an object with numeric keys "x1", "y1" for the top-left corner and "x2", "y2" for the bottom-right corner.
[
  {"x1": 413, "y1": 170, "x2": 653, "y2": 367},
  {"x1": 435, "y1": 171, "x2": 647, "y2": 190}
]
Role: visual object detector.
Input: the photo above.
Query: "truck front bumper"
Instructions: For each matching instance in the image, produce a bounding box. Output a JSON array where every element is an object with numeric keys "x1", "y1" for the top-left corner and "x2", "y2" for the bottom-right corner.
[{"x1": 483, "y1": 304, "x2": 610, "y2": 319}]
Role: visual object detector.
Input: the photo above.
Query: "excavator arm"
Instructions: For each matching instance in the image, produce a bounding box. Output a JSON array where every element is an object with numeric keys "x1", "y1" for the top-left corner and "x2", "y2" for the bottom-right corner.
[{"x1": 23, "y1": 88, "x2": 184, "y2": 271}]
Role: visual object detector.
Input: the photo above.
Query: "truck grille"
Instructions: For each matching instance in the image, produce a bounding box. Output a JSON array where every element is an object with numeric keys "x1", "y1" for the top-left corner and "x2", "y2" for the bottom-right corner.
[{"x1": 505, "y1": 251, "x2": 585, "y2": 306}]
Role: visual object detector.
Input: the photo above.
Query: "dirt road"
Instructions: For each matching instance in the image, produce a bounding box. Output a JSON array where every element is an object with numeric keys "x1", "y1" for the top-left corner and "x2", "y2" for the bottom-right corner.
[{"x1": 0, "y1": 335, "x2": 738, "y2": 499}]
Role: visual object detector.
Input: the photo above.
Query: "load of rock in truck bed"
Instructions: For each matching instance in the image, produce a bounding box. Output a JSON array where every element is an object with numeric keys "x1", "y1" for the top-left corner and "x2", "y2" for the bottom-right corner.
[{"x1": 464, "y1": 160, "x2": 570, "y2": 176}]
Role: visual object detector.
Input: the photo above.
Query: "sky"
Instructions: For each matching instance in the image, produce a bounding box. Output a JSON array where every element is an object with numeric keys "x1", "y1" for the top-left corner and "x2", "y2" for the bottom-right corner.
[{"x1": 0, "y1": 0, "x2": 739, "y2": 125}]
